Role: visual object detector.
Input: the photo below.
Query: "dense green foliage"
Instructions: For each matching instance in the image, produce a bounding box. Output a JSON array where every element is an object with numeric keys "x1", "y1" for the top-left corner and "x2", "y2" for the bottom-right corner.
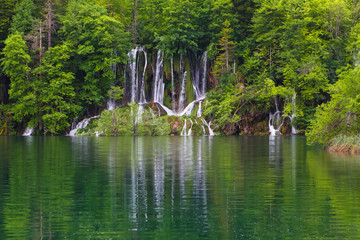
[{"x1": 0, "y1": 0, "x2": 360, "y2": 141}]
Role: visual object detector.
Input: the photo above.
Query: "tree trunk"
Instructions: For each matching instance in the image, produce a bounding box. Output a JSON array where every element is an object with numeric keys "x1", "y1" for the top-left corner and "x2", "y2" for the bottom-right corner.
[
  {"x1": 46, "y1": 0, "x2": 53, "y2": 49},
  {"x1": 132, "y1": 0, "x2": 138, "y2": 44}
]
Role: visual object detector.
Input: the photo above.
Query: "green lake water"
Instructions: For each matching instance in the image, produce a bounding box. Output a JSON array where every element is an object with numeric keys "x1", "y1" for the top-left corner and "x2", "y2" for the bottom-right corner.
[{"x1": 0, "y1": 136, "x2": 360, "y2": 239}]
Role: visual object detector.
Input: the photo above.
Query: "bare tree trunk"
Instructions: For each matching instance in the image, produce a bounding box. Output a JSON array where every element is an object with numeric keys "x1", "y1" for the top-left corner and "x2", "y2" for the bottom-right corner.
[
  {"x1": 39, "y1": 21, "x2": 43, "y2": 67},
  {"x1": 132, "y1": 0, "x2": 138, "y2": 44},
  {"x1": 46, "y1": 0, "x2": 53, "y2": 50}
]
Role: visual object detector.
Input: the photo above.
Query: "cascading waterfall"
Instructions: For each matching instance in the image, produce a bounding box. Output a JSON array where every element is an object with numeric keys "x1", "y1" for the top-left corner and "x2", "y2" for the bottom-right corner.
[
  {"x1": 290, "y1": 94, "x2": 297, "y2": 135},
  {"x1": 68, "y1": 116, "x2": 99, "y2": 136},
  {"x1": 191, "y1": 51, "x2": 208, "y2": 100},
  {"x1": 197, "y1": 101, "x2": 202, "y2": 118},
  {"x1": 107, "y1": 52, "x2": 117, "y2": 110},
  {"x1": 124, "y1": 49, "x2": 214, "y2": 136},
  {"x1": 153, "y1": 50, "x2": 165, "y2": 104},
  {"x1": 201, "y1": 119, "x2": 214, "y2": 136},
  {"x1": 268, "y1": 97, "x2": 284, "y2": 136},
  {"x1": 126, "y1": 47, "x2": 147, "y2": 103},
  {"x1": 178, "y1": 71, "x2": 187, "y2": 112},
  {"x1": 170, "y1": 57, "x2": 175, "y2": 110},
  {"x1": 107, "y1": 100, "x2": 115, "y2": 111},
  {"x1": 180, "y1": 119, "x2": 193, "y2": 136},
  {"x1": 181, "y1": 120, "x2": 187, "y2": 136},
  {"x1": 23, "y1": 127, "x2": 34, "y2": 136}
]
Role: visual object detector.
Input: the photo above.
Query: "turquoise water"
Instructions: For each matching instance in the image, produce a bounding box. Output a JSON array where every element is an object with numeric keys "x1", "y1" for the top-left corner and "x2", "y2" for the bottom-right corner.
[{"x1": 0, "y1": 136, "x2": 360, "y2": 239}]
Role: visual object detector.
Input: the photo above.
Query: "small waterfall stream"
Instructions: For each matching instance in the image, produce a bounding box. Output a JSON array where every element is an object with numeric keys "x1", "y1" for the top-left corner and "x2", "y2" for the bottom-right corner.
[
  {"x1": 153, "y1": 50, "x2": 165, "y2": 104},
  {"x1": 127, "y1": 47, "x2": 148, "y2": 103},
  {"x1": 268, "y1": 97, "x2": 284, "y2": 136},
  {"x1": 23, "y1": 127, "x2": 34, "y2": 136},
  {"x1": 68, "y1": 116, "x2": 99, "y2": 136},
  {"x1": 290, "y1": 94, "x2": 297, "y2": 135}
]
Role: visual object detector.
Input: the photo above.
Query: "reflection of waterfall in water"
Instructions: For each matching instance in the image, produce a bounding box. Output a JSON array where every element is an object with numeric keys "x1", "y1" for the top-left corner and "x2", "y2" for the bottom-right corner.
[
  {"x1": 153, "y1": 140, "x2": 165, "y2": 219},
  {"x1": 124, "y1": 137, "x2": 212, "y2": 230},
  {"x1": 129, "y1": 137, "x2": 148, "y2": 225},
  {"x1": 193, "y1": 138, "x2": 209, "y2": 227}
]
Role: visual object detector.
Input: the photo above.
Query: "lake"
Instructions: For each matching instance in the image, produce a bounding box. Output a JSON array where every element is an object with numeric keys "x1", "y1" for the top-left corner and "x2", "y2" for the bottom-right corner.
[{"x1": 0, "y1": 136, "x2": 360, "y2": 239}]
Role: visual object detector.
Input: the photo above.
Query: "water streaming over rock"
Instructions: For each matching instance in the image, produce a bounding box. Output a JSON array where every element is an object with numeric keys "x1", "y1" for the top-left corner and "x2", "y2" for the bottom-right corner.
[
  {"x1": 191, "y1": 51, "x2": 208, "y2": 100},
  {"x1": 126, "y1": 47, "x2": 148, "y2": 103},
  {"x1": 124, "y1": 49, "x2": 214, "y2": 136},
  {"x1": 23, "y1": 127, "x2": 34, "y2": 136},
  {"x1": 68, "y1": 116, "x2": 99, "y2": 136},
  {"x1": 268, "y1": 97, "x2": 284, "y2": 136},
  {"x1": 153, "y1": 50, "x2": 165, "y2": 104},
  {"x1": 170, "y1": 57, "x2": 175, "y2": 110},
  {"x1": 107, "y1": 99, "x2": 115, "y2": 111},
  {"x1": 178, "y1": 71, "x2": 188, "y2": 112},
  {"x1": 290, "y1": 94, "x2": 297, "y2": 135}
]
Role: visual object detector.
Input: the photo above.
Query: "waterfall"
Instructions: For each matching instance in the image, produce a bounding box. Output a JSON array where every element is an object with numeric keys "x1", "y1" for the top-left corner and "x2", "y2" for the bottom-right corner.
[
  {"x1": 107, "y1": 99, "x2": 115, "y2": 111},
  {"x1": 153, "y1": 50, "x2": 165, "y2": 104},
  {"x1": 187, "y1": 119, "x2": 193, "y2": 136},
  {"x1": 180, "y1": 119, "x2": 193, "y2": 136},
  {"x1": 23, "y1": 127, "x2": 34, "y2": 136},
  {"x1": 139, "y1": 48, "x2": 147, "y2": 104},
  {"x1": 178, "y1": 71, "x2": 187, "y2": 112},
  {"x1": 128, "y1": 49, "x2": 138, "y2": 103},
  {"x1": 108, "y1": 52, "x2": 117, "y2": 110},
  {"x1": 68, "y1": 116, "x2": 99, "y2": 136},
  {"x1": 126, "y1": 47, "x2": 147, "y2": 103},
  {"x1": 181, "y1": 120, "x2": 187, "y2": 136},
  {"x1": 268, "y1": 98, "x2": 284, "y2": 136},
  {"x1": 170, "y1": 57, "x2": 175, "y2": 109},
  {"x1": 191, "y1": 51, "x2": 208, "y2": 100},
  {"x1": 197, "y1": 101, "x2": 202, "y2": 117},
  {"x1": 290, "y1": 94, "x2": 297, "y2": 135},
  {"x1": 201, "y1": 119, "x2": 214, "y2": 136}
]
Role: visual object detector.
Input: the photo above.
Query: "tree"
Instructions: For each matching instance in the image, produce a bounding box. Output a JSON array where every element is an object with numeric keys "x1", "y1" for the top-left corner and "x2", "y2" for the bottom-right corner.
[
  {"x1": 1, "y1": 33, "x2": 40, "y2": 126},
  {"x1": 37, "y1": 43, "x2": 81, "y2": 134},
  {"x1": 59, "y1": 0, "x2": 131, "y2": 108},
  {"x1": 214, "y1": 20, "x2": 235, "y2": 79},
  {"x1": 307, "y1": 66, "x2": 360, "y2": 144},
  {"x1": 9, "y1": 0, "x2": 36, "y2": 35}
]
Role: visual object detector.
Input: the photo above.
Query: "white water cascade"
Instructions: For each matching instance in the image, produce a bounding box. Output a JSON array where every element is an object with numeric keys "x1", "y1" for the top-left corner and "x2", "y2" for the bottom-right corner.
[
  {"x1": 178, "y1": 71, "x2": 188, "y2": 112},
  {"x1": 268, "y1": 98, "x2": 284, "y2": 136},
  {"x1": 153, "y1": 50, "x2": 165, "y2": 104},
  {"x1": 170, "y1": 57, "x2": 176, "y2": 110},
  {"x1": 290, "y1": 94, "x2": 297, "y2": 135},
  {"x1": 68, "y1": 116, "x2": 99, "y2": 136},
  {"x1": 127, "y1": 47, "x2": 147, "y2": 103},
  {"x1": 124, "y1": 49, "x2": 214, "y2": 136},
  {"x1": 23, "y1": 127, "x2": 34, "y2": 136},
  {"x1": 107, "y1": 99, "x2": 115, "y2": 111},
  {"x1": 191, "y1": 51, "x2": 208, "y2": 100}
]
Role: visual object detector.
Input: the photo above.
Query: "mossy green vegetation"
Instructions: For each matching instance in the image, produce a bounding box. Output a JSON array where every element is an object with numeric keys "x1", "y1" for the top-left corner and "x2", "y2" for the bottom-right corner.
[
  {"x1": 75, "y1": 104, "x2": 213, "y2": 136},
  {"x1": 327, "y1": 135, "x2": 360, "y2": 154}
]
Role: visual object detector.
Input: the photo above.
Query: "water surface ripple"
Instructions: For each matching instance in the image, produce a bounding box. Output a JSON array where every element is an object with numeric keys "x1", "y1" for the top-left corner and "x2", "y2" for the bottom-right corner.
[{"x1": 0, "y1": 136, "x2": 359, "y2": 239}]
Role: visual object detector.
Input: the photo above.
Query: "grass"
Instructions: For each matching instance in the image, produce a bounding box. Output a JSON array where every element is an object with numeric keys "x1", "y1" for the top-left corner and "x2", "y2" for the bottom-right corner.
[{"x1": 327, "y1": 135, "x2": 360, "y2": 154}]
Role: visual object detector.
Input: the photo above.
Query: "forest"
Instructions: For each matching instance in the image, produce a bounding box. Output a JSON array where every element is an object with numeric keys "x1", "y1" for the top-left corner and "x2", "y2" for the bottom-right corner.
[{"x1": 0, "y1": 0, "x2": 360, "y2": 147}]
